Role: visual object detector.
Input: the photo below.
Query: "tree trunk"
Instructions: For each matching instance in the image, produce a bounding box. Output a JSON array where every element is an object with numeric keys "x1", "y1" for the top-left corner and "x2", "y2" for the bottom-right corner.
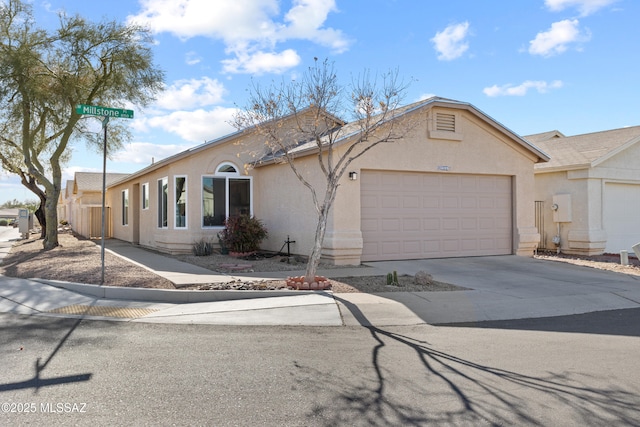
[
  {"x1": 42, "y1": 186, "x2": 60, "y2": 250},
  {"x1": 35, "y1": 197, "x2": 46, "y2": 239},
  {"x1": 18, "y1": 174, "x2": 48, "y2": 239},
  {"x1": 305, "y1": 206, "x2": 329, "y2": 282}
]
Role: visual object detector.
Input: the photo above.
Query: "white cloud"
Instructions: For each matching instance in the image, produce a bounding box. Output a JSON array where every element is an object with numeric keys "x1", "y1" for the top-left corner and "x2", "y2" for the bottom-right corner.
[
  {"x1": 111, "y1": 142, "x2": 192, "y2": 164},
  {"x1": 221, "y1": 49, "x2": 301, "y2": 74},
  {"x1": 155, "y1": 77, "x2": 226, "y2": 110},
  {"x1": 528, "y1": 19, "x2": 590, "y2": 57},
  {"x1": 185, "y1": 51, "x2": 202, "y2": 66},
  {"x1": 143, "y1": 107, "x2": 239, "y2": 143},
  {"x1": 544, "y1": 0, "x2": 618, "y2": 16},
  {"x1": 431, "y1": 22, "x2": 470, "y2": 61},
  {"x1": 483, "y1": 80, "x2": 563, "y2": 97},
  {"x1": 128, "y1": 0, "x2": 350, "y2": 74}
]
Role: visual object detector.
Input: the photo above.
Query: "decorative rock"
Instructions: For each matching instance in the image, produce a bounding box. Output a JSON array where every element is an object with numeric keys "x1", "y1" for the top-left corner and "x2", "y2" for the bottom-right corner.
[
  {"x1": 414, "y1": 270, "x2": 433, "y2": 286},
  {"x1": 286, "y1": 275, "x2": 331, "y2": 290}
]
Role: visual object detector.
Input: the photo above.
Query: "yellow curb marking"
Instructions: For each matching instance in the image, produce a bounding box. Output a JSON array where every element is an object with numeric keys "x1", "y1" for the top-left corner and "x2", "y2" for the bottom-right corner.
[{"x1": 47, "y1": 305, "x2": 159, "y2": 319}]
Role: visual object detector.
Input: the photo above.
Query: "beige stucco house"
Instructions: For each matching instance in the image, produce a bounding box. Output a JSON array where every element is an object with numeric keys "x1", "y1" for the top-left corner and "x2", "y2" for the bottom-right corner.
[
  {"x1": 528, "y1": 126, "x2": 640, "y2": 255},
  {"x1": 71, "y1": 97, "x2": 549, "y2": 264},
  {"x1": 63, "y1": 172, "x2": 129, "y2": 238}
]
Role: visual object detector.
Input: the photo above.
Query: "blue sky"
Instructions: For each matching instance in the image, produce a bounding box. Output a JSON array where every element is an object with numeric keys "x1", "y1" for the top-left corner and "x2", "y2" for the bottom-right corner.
[{"x1": 1, "y1": 0, "x2": 637, "y2": 204}]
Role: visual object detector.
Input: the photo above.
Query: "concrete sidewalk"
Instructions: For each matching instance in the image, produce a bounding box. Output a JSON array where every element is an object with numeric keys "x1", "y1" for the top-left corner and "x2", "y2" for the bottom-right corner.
[{"x1": 2, "y1": 230, "x2": 640, "y2": 326}]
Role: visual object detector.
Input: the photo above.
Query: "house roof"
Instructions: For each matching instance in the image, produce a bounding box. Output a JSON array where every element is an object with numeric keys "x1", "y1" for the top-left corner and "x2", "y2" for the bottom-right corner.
[
  {"x1": 65, "y1": 180, "x2": 75, "y2": 198},
  {"x1": 526, "y1": 125, "x2": 640, "y2": 172},
  {"x1": 73, "y1": 172, "x2": 130, "y2": 194},
  {"x1": 255, "y1": 97, "x2": 550, "y2": 165},
  {"x1": 524, "y1": 130, "x2": 566, "y2": 143},
  {"x1": 108, "y1": 106, "x2": 347, "y2": 188},
  {"x1": 105, "y1": 97, "x2": 549, "y2": 188},
  {"x1": 0, "y1": 208, "x2": 20, "y2": 218}
]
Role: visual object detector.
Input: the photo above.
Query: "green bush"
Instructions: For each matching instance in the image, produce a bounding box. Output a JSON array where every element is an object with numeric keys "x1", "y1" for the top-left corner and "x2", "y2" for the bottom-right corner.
[
  {"x1": 0, "y1": 219, "x2": 7, "y2": 226},
  {"x1": 219, "y1": 215, "x2": 268, "y2": 253}
]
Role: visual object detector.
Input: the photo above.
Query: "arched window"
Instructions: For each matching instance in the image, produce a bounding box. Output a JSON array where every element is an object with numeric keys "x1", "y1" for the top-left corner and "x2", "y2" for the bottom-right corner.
[
  {"x1": 216, "y1": 163, "x2": 238, "y2": 174},
  {"x1": 202, "y1": 162, "x2": 252, "y2": 227}
]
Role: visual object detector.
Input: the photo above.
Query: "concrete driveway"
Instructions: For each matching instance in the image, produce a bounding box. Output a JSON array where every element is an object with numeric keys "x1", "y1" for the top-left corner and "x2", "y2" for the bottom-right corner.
[{"x1": 356, "y1": 255, "x2": 640, "y2": 324}]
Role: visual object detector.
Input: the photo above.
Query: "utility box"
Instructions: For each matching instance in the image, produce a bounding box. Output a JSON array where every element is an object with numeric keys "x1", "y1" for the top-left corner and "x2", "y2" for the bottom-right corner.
[
  {"x1": 18, "y1": 209, "x2": 31, "y2": 238},
  {"x1": 552, "y1": 194, "x2": 572, "y2": 223}
]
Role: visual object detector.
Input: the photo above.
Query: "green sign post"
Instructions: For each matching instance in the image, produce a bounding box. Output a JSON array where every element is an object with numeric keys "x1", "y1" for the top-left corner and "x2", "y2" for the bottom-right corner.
[{"x1": 76, "y1": 104, "x2": 134, "y2": 285}]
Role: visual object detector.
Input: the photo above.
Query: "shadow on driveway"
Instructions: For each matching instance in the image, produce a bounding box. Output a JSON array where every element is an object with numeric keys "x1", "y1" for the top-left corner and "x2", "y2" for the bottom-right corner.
[{"x1": 436, "y1": 307, "x2": 640, "y2": 337}]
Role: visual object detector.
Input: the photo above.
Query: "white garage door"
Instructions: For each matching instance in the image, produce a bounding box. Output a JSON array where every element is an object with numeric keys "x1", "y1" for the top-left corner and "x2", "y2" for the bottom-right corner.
[
  {"x1": 604, "y1": 183, "x2": 640, "y2": 253},
  {"x1": 361, "y1": 171, "x2": 512, "y2": 261}
]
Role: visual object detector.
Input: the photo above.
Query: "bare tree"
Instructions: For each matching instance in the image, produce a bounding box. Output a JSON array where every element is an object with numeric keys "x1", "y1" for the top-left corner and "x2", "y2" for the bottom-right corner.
[
  {"x1": 234, "y1": 59, "x2": 411, "y2": 282},
  {"x1": 0, "y1": 0, "x2": 164, "y2": 249}
]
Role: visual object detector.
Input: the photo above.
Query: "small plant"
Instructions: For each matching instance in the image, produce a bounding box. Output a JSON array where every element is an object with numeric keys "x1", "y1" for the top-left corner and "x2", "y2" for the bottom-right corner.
[
  {"x1": 59, "y1": 219, "x2": 69, "y2": 226},
  {"x1": 219, "y1": 215, "x2": 268, "y2": 254},
  {"x1": 0, "y1": 219, "x2": 7, "y2": 227},
  {"x1": 192, "y1": 238, "x2": 215, "y2": 256},
  {"x1": 386, "y1": 271, "x2": 399, "y2": 286}
]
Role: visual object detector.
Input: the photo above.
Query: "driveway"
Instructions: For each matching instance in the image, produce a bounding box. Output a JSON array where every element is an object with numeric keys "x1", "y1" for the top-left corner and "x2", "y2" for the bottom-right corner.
[{"x1": 353, "y1": 255, "x2": 640, "y2": 324}]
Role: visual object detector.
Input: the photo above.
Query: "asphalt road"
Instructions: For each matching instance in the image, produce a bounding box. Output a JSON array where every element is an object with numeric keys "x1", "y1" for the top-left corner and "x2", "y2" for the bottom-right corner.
[{"x1": 2, "y1": 312, "x2": 640, "y2": 426}]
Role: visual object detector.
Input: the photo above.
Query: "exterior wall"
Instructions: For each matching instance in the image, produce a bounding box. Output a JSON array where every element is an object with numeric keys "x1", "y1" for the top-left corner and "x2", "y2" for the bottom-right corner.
[
  {"x1": 107, "y1": 140, "x2": 261, "y2": 254},
  {"x1": 256, "y1": 106, "x2": 543, "y2": 264},
  {"x1": 533, "y1": 170, "x2": 606, "y2": 255},
  {"x1": 534, "y1": 142, "x2": 640, "y2": 255},
  {"x1": 100, "y1": 104, "x2": 543, "y2": 262}
]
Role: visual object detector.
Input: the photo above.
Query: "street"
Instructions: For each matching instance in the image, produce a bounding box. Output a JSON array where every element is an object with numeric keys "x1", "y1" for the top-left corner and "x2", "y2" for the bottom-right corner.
[{"x1": 2, "y1": 312, "x2": 640, "y2": 426}]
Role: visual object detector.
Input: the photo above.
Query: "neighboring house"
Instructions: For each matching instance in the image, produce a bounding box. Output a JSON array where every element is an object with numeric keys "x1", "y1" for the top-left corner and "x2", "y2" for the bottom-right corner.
[
  {"x1": 71, "y1": 172, "x2": 129, "y2": 239},
  {"x1": 0, "y1": 209, "x2": 20, "y2": 224},
  {"x1": 97, "y1": 97, "x2": 548, "y2": 265},
  {"x1": 528, "y1": 126, "x2": 640, "y2": 255},
  {"x1": 57, "y1": 180, "x2": 75, "y2": 226}
]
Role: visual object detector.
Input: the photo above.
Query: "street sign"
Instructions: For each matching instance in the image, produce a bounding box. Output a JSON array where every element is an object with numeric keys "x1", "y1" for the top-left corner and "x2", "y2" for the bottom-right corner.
[{"x1": 76, "y1": 104, "x2": 134, "y2": 119}]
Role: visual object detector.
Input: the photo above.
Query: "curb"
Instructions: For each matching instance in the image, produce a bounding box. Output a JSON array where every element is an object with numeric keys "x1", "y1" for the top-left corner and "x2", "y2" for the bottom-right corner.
[{"x1": 33, "y1": 278, "x2": 333, "y2": 303}]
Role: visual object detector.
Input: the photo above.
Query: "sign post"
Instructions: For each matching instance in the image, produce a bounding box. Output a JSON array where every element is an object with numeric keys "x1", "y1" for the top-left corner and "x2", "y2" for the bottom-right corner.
[{"x1": 76, "y1": 104, "x2": 134, "y2": 285}]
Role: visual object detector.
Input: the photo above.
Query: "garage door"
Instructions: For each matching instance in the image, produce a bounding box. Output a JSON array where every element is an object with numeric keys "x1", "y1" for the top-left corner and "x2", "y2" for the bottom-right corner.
[
  {"x1": 604, "y1": 183, "x2": 640, "y2": 253},
  {"x1": 361, "y1": 171, "x2": 512, "y2": 261}
]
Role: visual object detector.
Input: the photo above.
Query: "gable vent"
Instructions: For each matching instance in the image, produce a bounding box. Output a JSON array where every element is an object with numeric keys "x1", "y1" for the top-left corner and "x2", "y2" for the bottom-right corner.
[{"x1": 435, "y1": 113, "x2": 456, "y2": 132}]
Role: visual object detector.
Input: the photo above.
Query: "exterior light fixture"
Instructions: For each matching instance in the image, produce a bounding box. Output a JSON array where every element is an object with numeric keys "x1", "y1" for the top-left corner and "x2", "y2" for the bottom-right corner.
[{"x1": 349, "y1": 172, "x2": 358, "y2": 181}]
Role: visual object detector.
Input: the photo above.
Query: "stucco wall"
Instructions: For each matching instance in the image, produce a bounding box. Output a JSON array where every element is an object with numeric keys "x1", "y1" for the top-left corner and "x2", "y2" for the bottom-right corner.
[
  {"x1": 255, "y1": 106, "x2": 542, "y2": 263},
  {"x1": 534, "y1": 142, "x2": 640, "y2": 255},
  {"x1": 102, "y1": 103, "x2": 543, "y2": 262}
]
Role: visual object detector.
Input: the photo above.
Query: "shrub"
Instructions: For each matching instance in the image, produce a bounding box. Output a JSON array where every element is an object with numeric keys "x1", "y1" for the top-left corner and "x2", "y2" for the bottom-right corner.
[
  {"x1": 219, "y1": 215, "x2": 268, "y2": 253},
  {"x1": 0, "y1": 219, "x2": 7, "y2": 227},
  {"x1": 192, "y1": 238, "x2": 215, "y2": 256}
]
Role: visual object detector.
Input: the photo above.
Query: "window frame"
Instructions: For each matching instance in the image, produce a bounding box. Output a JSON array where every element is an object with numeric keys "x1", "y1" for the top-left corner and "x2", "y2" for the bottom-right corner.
[
  {"x1": 142, "y1": 182, "x2": 149, "y2": 210},
  {"x1": 121, "y1": 189, "x2": 129, "y2": 226},
  {"x1": 201, "y1": 163, "x2": 253, "y2": 229},
  {"x1": 157, "y1": 177, "x2": 168, "y2": 229},
  {"x1": 174, "y1": 175, "x2": 188, "y2": 229}
]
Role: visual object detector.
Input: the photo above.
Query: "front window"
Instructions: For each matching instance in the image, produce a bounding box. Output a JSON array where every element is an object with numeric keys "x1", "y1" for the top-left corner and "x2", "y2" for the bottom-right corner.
[
  {"x1": 158, "y1": 177, "x2": 168, "y2": 228},
  {"x1": 142, "y1": 183, "x2": 149, "y2": 210},
  {"x1": 202, "y1": 163, "x2": 251, "y2": 227},
  {"x1": 175, "y1": 176, "x2": 187, "y2": 229},
  {"x1": 122, "y1": 189, "x2": 129, "y2": 226}
]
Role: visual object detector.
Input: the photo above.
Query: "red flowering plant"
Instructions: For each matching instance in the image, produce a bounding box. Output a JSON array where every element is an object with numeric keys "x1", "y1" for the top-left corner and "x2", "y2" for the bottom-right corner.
[{"x1": 219, "y1": 215, "x2": 268, "y2": 254}]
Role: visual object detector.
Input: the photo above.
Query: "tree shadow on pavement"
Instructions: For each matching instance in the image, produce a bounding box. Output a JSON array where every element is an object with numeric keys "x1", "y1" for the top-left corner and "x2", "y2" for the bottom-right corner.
[
  {"x1": 310, "y1": 296, "x2": 640, "y2": 426},
  {"x1": 0, "y1": 313, "x2": 99, "y2": 393}
]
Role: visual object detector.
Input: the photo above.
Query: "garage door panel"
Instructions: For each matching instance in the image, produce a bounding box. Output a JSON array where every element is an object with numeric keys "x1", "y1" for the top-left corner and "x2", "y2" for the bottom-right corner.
[
  {"x1": 604, "y1": 183, "x2": 640, "y2": 253},
  {"x1": 403, "y1": 218, "x2": 421, "y2": 231},
  {"x1": 381, "y1": 218, "x2": 400, "y2": 231},
  {"x1": 361, "y1": 171, "x2": 512, "y2": 261},
  {"x1": 423, "y1": 196, "x2": 440, "y2": 208}
]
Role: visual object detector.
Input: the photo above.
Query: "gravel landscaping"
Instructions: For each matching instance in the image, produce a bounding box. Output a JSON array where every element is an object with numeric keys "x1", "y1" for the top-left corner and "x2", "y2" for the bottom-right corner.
[{"x1": 2, "y1": 230, "x2": 638, "y2": 293}]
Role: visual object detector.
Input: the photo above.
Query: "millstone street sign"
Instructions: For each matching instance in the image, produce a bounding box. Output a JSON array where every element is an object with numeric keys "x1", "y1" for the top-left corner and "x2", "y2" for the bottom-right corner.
[
  {"x1": 76, "y1": 104, "x2": 134, "y2": 119},
  {"x1": 75, "y1": 103, "x2": 134, "y2": 285}
]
